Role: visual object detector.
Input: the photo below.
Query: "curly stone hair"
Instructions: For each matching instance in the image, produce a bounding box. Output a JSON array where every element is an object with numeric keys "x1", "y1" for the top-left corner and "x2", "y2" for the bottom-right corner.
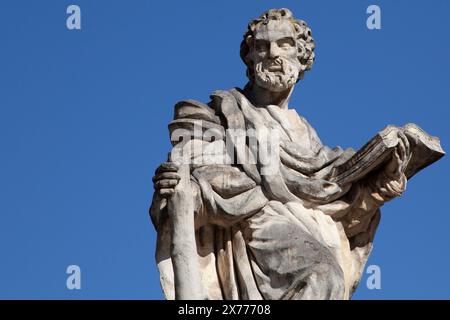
[{"x1": 240, "y1": 8, "x2": 315, "y2": 82}]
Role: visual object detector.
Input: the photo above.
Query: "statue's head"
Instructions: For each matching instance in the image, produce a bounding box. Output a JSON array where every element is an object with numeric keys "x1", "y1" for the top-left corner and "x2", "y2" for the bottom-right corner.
[{"x1": 240, "y1": 8, "x2": 315, "y2": 92}]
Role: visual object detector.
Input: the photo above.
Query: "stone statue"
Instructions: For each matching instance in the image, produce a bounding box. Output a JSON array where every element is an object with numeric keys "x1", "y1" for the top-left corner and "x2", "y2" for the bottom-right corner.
[{"x1": 149, "y1": 8, "x2": 444, "y2": 300}]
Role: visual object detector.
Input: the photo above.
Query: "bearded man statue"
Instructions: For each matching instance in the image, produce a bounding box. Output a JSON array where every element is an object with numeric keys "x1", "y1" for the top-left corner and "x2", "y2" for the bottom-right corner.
[{"x1": 149, "y1": 8, "x2": 444, "y2": 300}]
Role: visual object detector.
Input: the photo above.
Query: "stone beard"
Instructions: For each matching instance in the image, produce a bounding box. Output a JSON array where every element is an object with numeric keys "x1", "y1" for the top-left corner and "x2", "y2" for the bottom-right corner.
[
  {"x1": 254, "y1": 56, "x2": 301, "y2": 92},
  {"x1": 149, "y1": 8, "x2": 444, "y2": 300}
]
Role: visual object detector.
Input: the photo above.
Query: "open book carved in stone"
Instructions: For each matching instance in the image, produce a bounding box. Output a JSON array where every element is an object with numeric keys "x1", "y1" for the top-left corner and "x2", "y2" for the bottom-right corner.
[{"x1": 331, "y1": 124, "x2": 445, "y2": 186}]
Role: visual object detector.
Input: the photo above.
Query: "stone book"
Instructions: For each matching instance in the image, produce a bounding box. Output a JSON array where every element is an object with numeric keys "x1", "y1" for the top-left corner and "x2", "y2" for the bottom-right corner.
[{"x1": 330, "y1": 124, "x2": 445, "y2": 186}]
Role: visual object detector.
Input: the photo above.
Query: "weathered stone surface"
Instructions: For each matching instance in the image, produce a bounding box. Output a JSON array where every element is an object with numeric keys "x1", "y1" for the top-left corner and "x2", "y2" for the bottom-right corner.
[{"x1": 149, "y1": 8, "x2": 445, "y2": 300}]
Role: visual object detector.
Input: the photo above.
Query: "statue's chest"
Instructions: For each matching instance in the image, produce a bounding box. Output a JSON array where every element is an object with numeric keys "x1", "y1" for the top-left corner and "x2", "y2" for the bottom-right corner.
[{"x1": 244, "y1": 105, "x2": 315, "y2": 156}]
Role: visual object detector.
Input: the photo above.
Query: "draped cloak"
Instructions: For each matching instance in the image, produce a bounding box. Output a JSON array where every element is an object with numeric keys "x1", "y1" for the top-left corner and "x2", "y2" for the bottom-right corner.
[{"x1": 150, "y1": 88, "x2": 406, "y2": 300}]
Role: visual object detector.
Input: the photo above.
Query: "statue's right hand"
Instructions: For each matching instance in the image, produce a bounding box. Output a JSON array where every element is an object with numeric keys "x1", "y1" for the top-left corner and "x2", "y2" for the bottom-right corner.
[{"x1": 152, "y1": 162, "x2": 181, "y2": 198}]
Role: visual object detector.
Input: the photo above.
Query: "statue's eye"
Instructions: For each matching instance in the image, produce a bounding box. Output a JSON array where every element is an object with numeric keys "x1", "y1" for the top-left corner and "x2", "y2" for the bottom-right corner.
[
  {"x1": 278, "y1": 38, "x2": 295, "y2": 49},
  {"x1": 255, "y1": 40, "x2": 269, "y2": 52}
]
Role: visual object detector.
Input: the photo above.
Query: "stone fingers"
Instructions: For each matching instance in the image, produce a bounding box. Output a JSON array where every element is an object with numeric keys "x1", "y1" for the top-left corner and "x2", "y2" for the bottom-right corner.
[
  {"x1": 154, "y1": 179, "x2": 179, "y2": 189},
  {"x1": 152, "y1": 172, "x2": 181, "y2": 183},
  {"x1": 155, "y1": 161, "x2": 179, "y2": 175}
]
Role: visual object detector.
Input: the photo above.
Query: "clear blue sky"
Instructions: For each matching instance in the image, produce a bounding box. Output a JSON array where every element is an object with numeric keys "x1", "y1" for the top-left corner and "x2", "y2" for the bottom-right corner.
[{"x1": 0, "y1": 0, "x2": 449, "y2": 299}]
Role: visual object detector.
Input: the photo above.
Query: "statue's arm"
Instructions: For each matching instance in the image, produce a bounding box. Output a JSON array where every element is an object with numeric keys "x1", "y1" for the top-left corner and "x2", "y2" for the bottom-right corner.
[
  {"x1": 151, "y1": 97, "x2": 267, "y2": 229},
  {"x1": 332, "y1": 132, "x2": 411, "y2": 247},
  {"x1": 150, "y1": 98, "x2": 220, "y2": 229}
]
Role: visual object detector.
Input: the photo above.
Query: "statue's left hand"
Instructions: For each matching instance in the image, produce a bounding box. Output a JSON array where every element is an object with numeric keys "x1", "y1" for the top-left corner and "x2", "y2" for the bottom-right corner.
[
  {"x1": 376, "y1": 131, "x2": 411, "y2": 198},
  {"x1": 385, "y1": 131, "x2": 411, "y2": 180}
]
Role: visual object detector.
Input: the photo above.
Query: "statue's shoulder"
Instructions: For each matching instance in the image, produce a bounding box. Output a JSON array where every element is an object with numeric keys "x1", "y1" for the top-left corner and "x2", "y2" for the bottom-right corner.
[
  {"x1": 173, "y1": 98, "x2": 220, "y2": 124},
  {"x1": 173, "y1": 88, "x2": 241, "y2": 123},
  {"x1": 168, "y1": 97, "x2": 224, "y2": 144},
  {"x1": 209, "y1": 88, "x2": 249, "y2": 118}
]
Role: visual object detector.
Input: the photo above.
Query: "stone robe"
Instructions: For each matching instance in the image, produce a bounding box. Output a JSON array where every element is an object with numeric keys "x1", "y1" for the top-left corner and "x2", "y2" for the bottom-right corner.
[{"x1": 150, "y1": 88, "x2": 417, "y2": 300}]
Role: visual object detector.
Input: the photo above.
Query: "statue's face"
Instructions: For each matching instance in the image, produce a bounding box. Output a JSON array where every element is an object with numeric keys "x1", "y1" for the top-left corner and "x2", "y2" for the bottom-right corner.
[{"x1": 251, "y1": 19, "x2": 301, "y2": 92}]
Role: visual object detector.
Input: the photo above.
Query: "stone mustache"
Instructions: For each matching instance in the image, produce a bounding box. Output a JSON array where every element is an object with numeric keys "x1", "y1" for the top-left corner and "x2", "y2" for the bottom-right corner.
[{"x1": 149, "y1": 8, "x2": 445, "y2": 300}]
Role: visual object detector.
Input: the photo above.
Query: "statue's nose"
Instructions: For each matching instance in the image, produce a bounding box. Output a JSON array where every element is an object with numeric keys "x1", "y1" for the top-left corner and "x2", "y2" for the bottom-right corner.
[{"x1": 269, "y1": 42, "x2": 280, "y2": 59}]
